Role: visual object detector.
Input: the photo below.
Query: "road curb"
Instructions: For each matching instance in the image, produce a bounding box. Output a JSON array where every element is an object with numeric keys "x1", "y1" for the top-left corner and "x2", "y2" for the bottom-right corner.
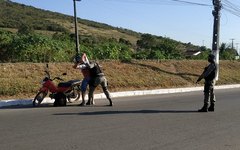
[{"x1": 1, "y1": 84, "x2": 240, "y2": 108}]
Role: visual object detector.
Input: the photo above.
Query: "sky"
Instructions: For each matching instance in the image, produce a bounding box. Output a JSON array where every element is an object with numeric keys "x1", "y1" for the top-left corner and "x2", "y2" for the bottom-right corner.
[{"x1": 11, "y1": 0, "x2": 240, "y2": 50}]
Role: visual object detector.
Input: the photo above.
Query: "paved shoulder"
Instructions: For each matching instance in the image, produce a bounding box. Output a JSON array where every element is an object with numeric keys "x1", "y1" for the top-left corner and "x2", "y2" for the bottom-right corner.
[{"x1": 1, "y1": 84, "x2": 240, "y2": 108}]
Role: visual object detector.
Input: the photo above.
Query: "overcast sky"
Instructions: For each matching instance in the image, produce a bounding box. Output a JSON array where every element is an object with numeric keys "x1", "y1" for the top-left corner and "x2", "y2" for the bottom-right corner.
[{"x1": 11, "y1": 0, "x2": 240, "y2": 49}]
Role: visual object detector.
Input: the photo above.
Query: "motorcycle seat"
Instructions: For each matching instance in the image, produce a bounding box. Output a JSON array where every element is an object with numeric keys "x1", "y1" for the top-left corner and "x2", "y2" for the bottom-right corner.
[
  {"x1": 67, "y1": 80, "x2": 81, "y2": 86},
  {"x1": 58, "y1": 80, "x2": 81, "y2": 87}
]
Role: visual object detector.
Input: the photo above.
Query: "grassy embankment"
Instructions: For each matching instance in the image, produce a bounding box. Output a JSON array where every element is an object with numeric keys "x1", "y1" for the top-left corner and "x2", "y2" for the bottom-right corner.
[{"x1": 0, "y1": 60, "x2": 240, "y2": 100}]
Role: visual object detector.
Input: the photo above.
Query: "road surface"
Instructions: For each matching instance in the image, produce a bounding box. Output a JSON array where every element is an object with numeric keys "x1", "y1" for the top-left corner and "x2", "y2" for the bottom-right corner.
[{"x1": 1, "y1": 88, "x2": 240, "y2": 150}]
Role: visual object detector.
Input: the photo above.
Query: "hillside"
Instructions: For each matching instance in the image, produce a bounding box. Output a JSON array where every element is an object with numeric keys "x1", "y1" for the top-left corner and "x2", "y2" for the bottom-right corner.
[
  {"x1": 1, "y1": 60, "x2": 240, "y2": 100},
  {"x1": 0, "y1": 0, "x2": 140, "y2": 45},
  {"x1": 0, "y1": 0, "x2": 201, "y2": 51}
]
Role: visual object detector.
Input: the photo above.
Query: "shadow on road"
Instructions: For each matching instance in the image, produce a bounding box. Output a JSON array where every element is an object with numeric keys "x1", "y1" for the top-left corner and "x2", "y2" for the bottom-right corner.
[
  {"x1": 53, "y1": 109, "x2": 198, "y2": 116},
  {"x1": 0, "y1": 104, "x2": 52, "y2": 109},
  {"x1": 0, "y1": 103, "x2": 80, "y2": 109}
]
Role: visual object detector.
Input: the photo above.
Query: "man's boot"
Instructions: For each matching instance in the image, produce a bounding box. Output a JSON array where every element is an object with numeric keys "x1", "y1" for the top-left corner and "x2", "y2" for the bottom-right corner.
[
  {"x1": 107, "y1": 98, "x2": 113, "y2": 106},
  {"x1": 198, "y1": 103, "x2": 208, "y2": 112},
  {"x1": 86, "y1": 100, "x2": 91, "y2": 105},
  {"x1": 208, "y1": 103, "x2": 215, "y2": 112},
  {"x1": 79, "y1": 101, "x2": 85, "y2": 106},
  {"x1": 86, "y1": 99, "x2": 95, "y2": 105}
]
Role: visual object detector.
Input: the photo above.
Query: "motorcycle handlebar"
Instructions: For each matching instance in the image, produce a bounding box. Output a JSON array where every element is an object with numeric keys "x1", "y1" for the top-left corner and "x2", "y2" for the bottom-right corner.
[
  {"x1": 45, "y1": 71, "x2": 50, "y2": 78},
  {"x1": 44, "y1": 64, "x2": 66, "y2": 81},
  {"x1": 53, "y1": 77, "x2": 64, "y2": 81}
]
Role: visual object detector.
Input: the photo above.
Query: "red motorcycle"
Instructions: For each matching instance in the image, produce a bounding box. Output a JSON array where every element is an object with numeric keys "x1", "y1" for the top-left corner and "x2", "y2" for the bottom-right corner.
[{"x1": 33, "y1": 64, "x2": 81, "y2": 107}]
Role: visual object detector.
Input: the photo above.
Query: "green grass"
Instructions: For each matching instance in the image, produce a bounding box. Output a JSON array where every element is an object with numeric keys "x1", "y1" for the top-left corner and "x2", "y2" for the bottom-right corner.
[{"x1": 1, "y1": 60, "x2": 240, "y2": 100}]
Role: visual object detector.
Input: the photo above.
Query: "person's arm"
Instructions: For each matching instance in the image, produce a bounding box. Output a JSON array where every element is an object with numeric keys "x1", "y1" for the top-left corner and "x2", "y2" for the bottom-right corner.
[
  {"x1": 73, "y1": 63, "x2": 88, "y2": 69},
  {"x1": 201, "y1": 63, "x2": 216, "y2": 78},
  {"x1": 87, "y1": 63, "x2": 95, "y2": 69},
  {"x1": 196, "y1": 72, "x2": 204, "y2": 83},
  {"x1": 73, "y1": 63, "x2": 79, "y2": 69},
  {"x1": 196, "y1": 63, "x2": 216, "y2": 83}
]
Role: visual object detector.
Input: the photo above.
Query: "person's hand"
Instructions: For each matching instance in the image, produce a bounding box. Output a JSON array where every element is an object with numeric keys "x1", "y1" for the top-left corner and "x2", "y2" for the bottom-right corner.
[{"x1": 196, "y1": 78, "x2": 201, "y2": 83}]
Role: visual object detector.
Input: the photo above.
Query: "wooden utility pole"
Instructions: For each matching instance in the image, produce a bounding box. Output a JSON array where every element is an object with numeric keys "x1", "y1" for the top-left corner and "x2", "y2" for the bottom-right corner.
[{"x1": 212, "y1": 0, "x2": 221, "y2": 80}]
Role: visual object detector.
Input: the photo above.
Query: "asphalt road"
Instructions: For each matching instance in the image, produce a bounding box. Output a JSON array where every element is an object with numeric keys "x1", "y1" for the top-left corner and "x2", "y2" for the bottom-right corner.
[{"x1": 1, "y1": 88, "x2": 240, "y2": 150}]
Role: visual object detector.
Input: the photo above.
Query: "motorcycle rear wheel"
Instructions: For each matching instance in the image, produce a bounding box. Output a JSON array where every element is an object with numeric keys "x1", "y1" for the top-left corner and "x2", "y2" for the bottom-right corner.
[
  {"x1": 67, "y1": 89, "x2": 81, "y2": 103},
  {"x1": 33, "y1": 91, "x2": 47, "y2": 107}
]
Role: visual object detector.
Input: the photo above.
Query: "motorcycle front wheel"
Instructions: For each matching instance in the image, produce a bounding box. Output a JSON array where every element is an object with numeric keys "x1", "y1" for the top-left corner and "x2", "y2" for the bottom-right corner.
[
  {"x1": 33, "y1": 91, "x2": 48, "y2": 107},
  {"x1": 67, "y1": 88, "x2": 81, "y2": 103}
]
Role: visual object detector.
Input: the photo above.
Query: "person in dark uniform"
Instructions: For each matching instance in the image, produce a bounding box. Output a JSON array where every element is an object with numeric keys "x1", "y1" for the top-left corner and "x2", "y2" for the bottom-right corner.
[
  {"x1": 86, "y1": 62, "x2": 113, "y2": 106},
  {"x1": 196, "y1": 54, "x2": 217, "y2": 112}
]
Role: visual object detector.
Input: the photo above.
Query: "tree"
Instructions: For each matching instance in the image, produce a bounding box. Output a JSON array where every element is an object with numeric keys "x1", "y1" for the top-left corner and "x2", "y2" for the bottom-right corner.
[
  {"x1": 136, "y1": 34, "x2": 156, "y2": 49},
  {"x1": 17, "y1": 24, "x2": 34, "y2": 35},
  {"x1": 219, "y1": 43, "x2": 237, "y2": 60},
  {"x1": 219, "y1": 43, "x2": 227, "y2": 53}
]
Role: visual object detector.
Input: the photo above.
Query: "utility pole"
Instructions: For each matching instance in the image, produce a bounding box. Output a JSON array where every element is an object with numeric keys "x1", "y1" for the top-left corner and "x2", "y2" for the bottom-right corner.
[
  {"x1": 212, "y1": 0, "x2": 221, "y2": 80},
  {"x1": 73, "y1": 0, "x2": 81, "y2": 55},
  {"x1": 230, "y1": 38, "x2": 235, "y2": 50}
]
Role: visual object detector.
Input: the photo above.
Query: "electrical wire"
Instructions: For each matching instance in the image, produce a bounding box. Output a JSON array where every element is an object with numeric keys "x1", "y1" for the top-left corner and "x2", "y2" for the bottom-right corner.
[
  {"x1": 104, "y1": 0, "x2": 212, "y2": 7},
  {"x1": 104, "y1": 0, "x2": 240, "y2": 18},
  {"x1": 170, "y1": 0, "x2": 211, "y2": 6},
  {"x1": 222, "y1": 0, "x2": 240, "y2": 18}
]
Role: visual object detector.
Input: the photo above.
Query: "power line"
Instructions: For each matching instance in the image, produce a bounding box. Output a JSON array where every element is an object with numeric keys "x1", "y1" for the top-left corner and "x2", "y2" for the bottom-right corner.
[
  {"x1": 170, "y1": 0, "x2": 211, "y2": 6},
  {"x1": 105, "y1": 0, "x2": 240, "y2": 16},
  {"x1": 222, "y1": 0, "x2": 240, "y2": 17},
  {"x1": 104, "y1": 0, "x2": 212, "y2": 7}
]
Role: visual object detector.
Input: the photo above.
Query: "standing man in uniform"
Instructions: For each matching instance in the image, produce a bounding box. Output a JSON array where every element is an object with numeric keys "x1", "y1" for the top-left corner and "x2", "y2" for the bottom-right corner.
[
  {"x1": 196, "y1": 54, "x2": 217, "y2": 112},
  {"x1": 86, "y1": 62, "x2": 113, "y2": 106}
]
